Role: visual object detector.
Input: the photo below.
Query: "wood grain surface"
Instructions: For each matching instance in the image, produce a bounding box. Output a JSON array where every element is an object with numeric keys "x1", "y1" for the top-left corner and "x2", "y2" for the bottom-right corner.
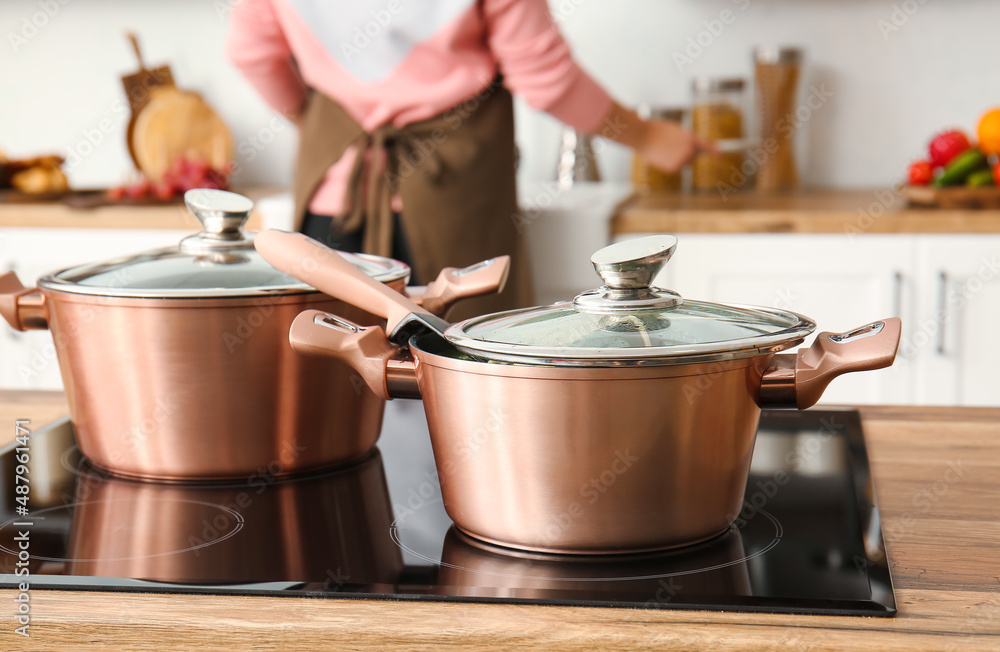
[
  {"x1": 0, "y1": 396, "x2": 997, "y2": 650},
  {"x1": 613, "y1": 188, "x2": 1000, "y2": 235},
  {"x1": 0, "y1": 188, "x2": 276, "y2": 230}
]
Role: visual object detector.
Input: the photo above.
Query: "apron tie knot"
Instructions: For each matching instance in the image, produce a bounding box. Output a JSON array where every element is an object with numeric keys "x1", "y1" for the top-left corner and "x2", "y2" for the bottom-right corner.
[{"x1": 341, "y1": 123, "x2": 447, "y2": 258}]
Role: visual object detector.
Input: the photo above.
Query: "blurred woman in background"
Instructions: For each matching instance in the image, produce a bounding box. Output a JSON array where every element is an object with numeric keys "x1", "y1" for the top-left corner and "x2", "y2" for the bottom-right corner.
[{"x1": 227, "y1": 0, "x2": 710, "y2": 316}]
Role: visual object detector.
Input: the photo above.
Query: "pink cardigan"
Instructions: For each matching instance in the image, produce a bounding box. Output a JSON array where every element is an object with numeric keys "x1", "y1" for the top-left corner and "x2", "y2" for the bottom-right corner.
[{"x1": 226, "y1": 0, "x2": 612, "y2": 216}]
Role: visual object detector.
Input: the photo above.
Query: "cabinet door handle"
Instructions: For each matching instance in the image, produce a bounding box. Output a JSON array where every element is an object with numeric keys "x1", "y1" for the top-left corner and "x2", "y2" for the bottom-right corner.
[
  {"x1": 937, "y1": 271, "x2": 948, "y2": 356},
  {"x1": 892, "y1": 270, "x2": 903, "y2": 317}
]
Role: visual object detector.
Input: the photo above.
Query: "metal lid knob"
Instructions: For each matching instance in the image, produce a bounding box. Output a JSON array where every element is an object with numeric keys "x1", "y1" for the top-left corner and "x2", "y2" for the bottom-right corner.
[
  {"x1": 185, "y1": 189, "x2": 253, "y2": 239},
  {"x1": 180, "y1": 189, "x2": 254, "y2": 256},
  {"x1": 574, "y1": 235, "x2": 682, "y2": 313},
  {"x1": 591, "y1": 235, "x2": 677, "y2": 290}
]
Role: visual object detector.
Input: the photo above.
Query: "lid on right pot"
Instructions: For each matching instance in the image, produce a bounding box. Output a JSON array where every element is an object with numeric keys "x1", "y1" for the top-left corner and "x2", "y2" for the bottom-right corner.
[{"x1": 445, "y1": 235, "x2": 816, "y2": 366}]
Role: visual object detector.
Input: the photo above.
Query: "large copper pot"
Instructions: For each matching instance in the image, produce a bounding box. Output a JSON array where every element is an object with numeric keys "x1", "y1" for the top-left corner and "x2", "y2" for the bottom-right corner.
[
  {"x1": 0, "y1": 190, "x2": 507, "y2": 481},
  {"x1": 257, "y1": 232, "x2": 901, "y2": 554}
]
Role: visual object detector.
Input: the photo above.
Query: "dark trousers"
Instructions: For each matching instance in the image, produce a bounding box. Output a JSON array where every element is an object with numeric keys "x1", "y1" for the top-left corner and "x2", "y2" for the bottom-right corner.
[{"x1": 300, "y1": 211, "x2": 418, "y2": 283}]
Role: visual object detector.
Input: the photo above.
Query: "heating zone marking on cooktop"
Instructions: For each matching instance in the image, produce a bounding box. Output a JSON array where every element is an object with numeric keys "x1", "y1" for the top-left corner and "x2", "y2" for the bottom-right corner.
[
  {"x1": 0, "y1": 498, "x2": 244, "y2": 563},
  {"x1": 388, "y1": 510, "x2": 783, "y2": 583}
]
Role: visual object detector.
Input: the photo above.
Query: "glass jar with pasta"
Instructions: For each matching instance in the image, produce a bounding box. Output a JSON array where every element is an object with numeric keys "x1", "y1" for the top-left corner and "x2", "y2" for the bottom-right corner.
[{"x1": 691, "y1": 77, "x2": 749, "y2": 193}]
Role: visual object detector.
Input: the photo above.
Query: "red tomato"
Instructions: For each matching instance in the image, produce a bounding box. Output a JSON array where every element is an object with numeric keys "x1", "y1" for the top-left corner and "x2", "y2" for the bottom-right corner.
[
  {"x1": 908, "y1": 160, "x2": 934, "y2": 186},
  {"x1": 928, "y1": 130, "x2": 972, "y2": 168},
  {"x1": 994, "y1": 161, "x2": 1000, "y2": 186},
  {"x1": 106, "y1": 186, "x2": 126, "y2": 201}
]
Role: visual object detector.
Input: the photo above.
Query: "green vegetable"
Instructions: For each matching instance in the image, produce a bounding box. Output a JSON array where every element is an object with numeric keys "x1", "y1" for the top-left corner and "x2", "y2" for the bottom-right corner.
[
  {"x1": 967, "y1": 169, "x2": 995, "y2": 187},
  {"x1": 934, "y1": 149, "x2": 988, "y2": 186}
]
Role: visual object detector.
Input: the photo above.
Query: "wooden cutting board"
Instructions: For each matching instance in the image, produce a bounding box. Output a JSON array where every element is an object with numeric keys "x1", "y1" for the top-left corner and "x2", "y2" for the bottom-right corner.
[
  {"x1": 131, "y1": 87, "x2": 233, "y2": 182},
  {"x1": 121, "y1": 33, "x2": 175, "y2": 170}
]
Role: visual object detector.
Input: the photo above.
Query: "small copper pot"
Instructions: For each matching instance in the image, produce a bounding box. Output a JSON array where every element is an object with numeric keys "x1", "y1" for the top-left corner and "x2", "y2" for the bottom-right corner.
[
  {"x1": 289, "y1": 320, "x2": 898, "y2": 554},
  {"x1": 0, "y1": 190, "x2": 508, "y2": 480},
  {"x1": 260, "y1": 232, "x2": 902, "y2": 554}
]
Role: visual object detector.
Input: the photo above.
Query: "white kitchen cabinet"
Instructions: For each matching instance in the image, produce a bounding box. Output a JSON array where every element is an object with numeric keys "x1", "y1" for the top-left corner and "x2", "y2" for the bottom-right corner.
[
  {"x1": 647, "y1": 234, "x2": 916, "y2": 406},
  {"x1": 913, "y1": 236, "x2": 1000, "y2": 406},
  {"x1": 0, "y1": 228, "x2": 188, "y2": 390},
  {"x1": 614, "y1": 231, "x2": 1000, "y2": 407}
]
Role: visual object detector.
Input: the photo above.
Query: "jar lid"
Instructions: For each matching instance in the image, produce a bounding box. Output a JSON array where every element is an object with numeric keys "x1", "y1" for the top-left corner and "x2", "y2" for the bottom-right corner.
[
  {"x1": 38, "y1": 189, "x2": 410, "y2": 298},
  {"x1": 755, "y1": 46, "x2": 804, "y2": 65},
  {"x1": 637, "y1": 104, "x2": 687, "y2": 122},
  {"x1": 692, "y1": 77, "x2": 746, "y2": 93},
  {"x1": 445, "y1": 235, "x2": 814, "y2": 366}
]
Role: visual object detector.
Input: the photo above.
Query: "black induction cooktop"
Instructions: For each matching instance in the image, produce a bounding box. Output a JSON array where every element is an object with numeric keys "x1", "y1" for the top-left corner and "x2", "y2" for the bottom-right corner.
[{"x1": 0, "y1": 404, "x2": 895, "y2": 616}]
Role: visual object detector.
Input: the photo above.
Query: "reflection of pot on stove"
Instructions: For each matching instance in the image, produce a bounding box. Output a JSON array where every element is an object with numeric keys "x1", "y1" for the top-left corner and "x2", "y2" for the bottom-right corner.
[
  {"x1": 436, "y1": 526, "x2": 752, "y2": 603},
  {"x1": 65, "y1": 449, "x2": 403, "y2": 586}
]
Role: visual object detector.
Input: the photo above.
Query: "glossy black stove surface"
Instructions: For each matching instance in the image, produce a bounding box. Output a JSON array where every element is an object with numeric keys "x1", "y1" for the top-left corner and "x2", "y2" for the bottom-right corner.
[{"x1": 0, "y1": 405, "x2": 895, "y2": 616}]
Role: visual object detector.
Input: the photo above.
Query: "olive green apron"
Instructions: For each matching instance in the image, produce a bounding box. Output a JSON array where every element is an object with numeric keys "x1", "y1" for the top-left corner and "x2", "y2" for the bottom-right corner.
[{"x1": 292, "y1": 80, "x2": 533, "y2": 320}]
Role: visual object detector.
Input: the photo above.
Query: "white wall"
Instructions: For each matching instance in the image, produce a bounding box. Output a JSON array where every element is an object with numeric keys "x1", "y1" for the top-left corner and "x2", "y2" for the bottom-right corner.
[{"x1": 3, "y1": 0, "x2": 999, "y2": 191}]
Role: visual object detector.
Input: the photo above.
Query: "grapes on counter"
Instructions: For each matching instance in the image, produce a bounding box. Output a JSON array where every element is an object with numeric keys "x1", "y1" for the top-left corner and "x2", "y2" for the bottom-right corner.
[{"x1": 106, "y1": 155, "x2": 234, "y2": 202}]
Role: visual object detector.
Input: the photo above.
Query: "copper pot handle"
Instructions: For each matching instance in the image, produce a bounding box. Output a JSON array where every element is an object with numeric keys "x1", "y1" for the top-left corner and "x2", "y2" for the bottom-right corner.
[
  {"x1": 255, "y1": 229, "x2": 433, "y2": 332},
  {"x1": 406, "y1": 256, "x2": 510, "y2": 317},
  {"x1": 759, "y1": 317, "x2": 901, "y2": 409},
  {"x1": 0, "y1": 271, "x2": 48, "y2": 331},
  {"x1": 288, "y1": 309, "x2": 420, "y2": 400}
]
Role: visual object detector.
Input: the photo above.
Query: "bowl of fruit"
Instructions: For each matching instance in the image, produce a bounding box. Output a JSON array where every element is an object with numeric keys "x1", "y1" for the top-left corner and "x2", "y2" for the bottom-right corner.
[{"x1": 903, "y1": 108, "x2": 1000, "y2": 208}]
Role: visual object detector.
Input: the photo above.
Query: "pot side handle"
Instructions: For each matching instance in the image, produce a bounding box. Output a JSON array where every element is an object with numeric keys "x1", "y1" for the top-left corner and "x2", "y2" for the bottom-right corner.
[
  {"x1": 288, "y1": 309, "x2": 420, "y2": 401},
  {"x1": 255, "y1": 229, "x2": 433, "y2": 333},
  {"x1": 760, "y1": 317, "x2": 901, "y2": 409},
  {"x1": 0, "y1": 271, "x2": 48, "y2": 331},
  {"x1": 407, "y1": 256, "x2": 510, "y2": 318}
]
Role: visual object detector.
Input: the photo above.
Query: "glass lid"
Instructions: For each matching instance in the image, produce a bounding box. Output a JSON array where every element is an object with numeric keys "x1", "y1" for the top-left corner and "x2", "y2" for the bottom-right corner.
[
  {"x1": 38, "y1": 189, "x2": 409, "y2": 298},
  {"x1": 446, "y1": 235, "x2": 815, "y2": 366}
]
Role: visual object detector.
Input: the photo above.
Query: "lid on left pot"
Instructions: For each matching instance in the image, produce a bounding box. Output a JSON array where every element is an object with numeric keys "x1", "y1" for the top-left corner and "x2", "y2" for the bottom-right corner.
[{"x1": 38, "y1": 189, "x2": 410, "y2": 298}]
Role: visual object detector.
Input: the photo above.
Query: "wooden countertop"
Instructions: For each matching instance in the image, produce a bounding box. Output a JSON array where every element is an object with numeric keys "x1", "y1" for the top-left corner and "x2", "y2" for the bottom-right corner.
[
  {"x1": 0, "y1": 188, "x2": 280, "y2": 230},
  {"x1": 613, "y1": 188, "x2": 1000, "y2": 235},
  {"x1": 1, "y1": 392, "x2": 998, "y2": 650}
]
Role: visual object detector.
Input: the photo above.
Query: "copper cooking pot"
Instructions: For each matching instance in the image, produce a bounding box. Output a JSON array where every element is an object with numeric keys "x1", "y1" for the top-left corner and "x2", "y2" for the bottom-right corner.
[
  {"x1": 63, "y1": 449, "x2": 402, "y2": 585},
  {"x1": 256, "y1": 232, "x2": 901, "y2": 554},
  {"x1": 0, "y1": 190, "x2": 508, "y2": 481}
]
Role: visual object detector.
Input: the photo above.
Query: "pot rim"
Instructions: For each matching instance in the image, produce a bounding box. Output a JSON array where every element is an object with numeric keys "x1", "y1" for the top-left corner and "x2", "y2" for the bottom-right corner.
[
  {"x1": 443, "y1": 303, "x2": 815, "y2": 367},
  {"x1": 37, "y1": 249, "x2": 410, "y2": 300},
  {"x1": 34, "y1": 287, "x2": 369, "y2": 309},
  {"x1": 410, "y1": 331, "x2": 791, "y2": 379}
]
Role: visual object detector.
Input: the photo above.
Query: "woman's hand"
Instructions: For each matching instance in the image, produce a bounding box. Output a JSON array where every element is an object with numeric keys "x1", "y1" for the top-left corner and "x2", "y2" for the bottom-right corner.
[
  {"x1": 635, "y1": 118, "x2": 716, "y2": 173},
  {"x1": 590, "y1": 101, "x2": 716, "y2": 173}
]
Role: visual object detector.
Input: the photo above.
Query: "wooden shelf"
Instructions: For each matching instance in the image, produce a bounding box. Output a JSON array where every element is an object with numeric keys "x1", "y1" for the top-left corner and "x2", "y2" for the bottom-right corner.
[
  {"x1": 0, "y1": 187, "x2": 281, "y2": 230},
  {"x1": 613, "y1": 188, "x2": 1000, "y2": 235}
]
